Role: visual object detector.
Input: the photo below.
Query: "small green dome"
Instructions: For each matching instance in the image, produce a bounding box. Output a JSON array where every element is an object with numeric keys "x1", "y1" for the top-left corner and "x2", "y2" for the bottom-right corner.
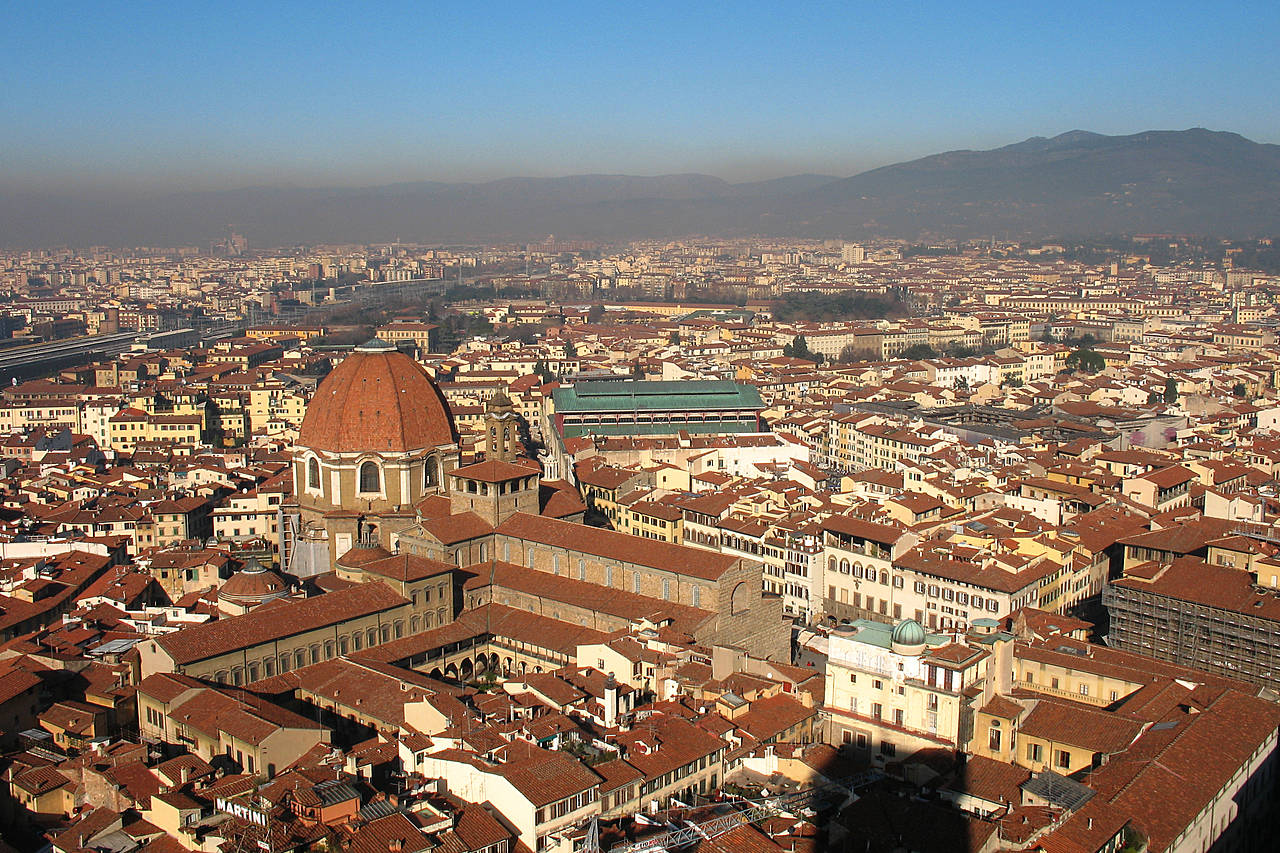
[{"x1": 891, "y1": 618, "x2": 927, "y2": 647}]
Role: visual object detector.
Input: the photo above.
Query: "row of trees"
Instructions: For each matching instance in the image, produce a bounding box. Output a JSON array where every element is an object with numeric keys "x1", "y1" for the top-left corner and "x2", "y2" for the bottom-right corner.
[{"x1": 771, "y1": 291, "x2": 907, "y2": 324}]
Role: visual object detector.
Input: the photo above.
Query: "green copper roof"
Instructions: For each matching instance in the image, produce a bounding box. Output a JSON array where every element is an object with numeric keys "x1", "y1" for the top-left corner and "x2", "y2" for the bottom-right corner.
[
  {"x1": 559, "y1": 420, "x2": 759, "y2": 439},
  {"x1": 553, "y1": 380, "x2": 764, "y2": 413},
  {"x1": 842, "y1": 619, "x2": 946, "y2": 650},
  {"x1": 891, "y1": 618, "x2": 927, "y2": 646}
]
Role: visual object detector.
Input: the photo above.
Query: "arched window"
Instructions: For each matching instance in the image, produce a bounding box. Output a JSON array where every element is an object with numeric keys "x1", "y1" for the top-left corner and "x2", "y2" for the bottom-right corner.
[
  {"x1": 424, "y1": 456, "x2": 438, "y2": 488},
  {"x1": 307, "y1": 458, "x2": 320, "y2": 490},
  {"x1": 359, "y1": 461, "x2": 380, "y2": 493},
  {"x1": 730, "y1": 582, "x2": 750, "y2": 615}
]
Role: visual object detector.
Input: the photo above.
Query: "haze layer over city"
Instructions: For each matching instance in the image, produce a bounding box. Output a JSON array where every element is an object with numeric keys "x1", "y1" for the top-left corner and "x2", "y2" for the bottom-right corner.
[{"x1": 2, "y1": 4, "x2": 1279, "y2": 853}]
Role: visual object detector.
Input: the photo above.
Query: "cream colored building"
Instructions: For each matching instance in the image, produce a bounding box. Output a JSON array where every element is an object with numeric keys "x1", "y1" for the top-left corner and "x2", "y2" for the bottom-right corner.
[{"x1": 824, "y1": 618, "x2": 993, "y2": 762}]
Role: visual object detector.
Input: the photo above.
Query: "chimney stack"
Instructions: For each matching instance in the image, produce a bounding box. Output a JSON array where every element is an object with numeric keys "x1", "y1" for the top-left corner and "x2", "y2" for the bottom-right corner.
[{"x1": 604, "y1": 674, "x2": 618, "y2": 729}]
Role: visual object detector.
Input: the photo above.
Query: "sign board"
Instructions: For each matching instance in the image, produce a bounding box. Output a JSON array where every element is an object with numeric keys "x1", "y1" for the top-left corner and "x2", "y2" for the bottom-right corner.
[{"x1": 215, "y1": 797, "x2": 269, "y2": 828}]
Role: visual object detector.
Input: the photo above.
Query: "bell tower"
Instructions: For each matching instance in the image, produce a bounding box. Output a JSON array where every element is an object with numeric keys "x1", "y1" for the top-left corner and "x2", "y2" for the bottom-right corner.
[{"x1": 484, "y1": 389, "x2": 520, "y2": 462}]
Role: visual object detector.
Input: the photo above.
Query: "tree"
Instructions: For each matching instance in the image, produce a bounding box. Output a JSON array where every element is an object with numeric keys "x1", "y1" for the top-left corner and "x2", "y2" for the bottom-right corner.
[
  {"x1": 900, "y1": 343, "x2": 938, "y2": 360},
  {"x1": 1066, "y1": 348, "x2": 1106, "y2": 373},
  {"x1": 788, "y1": 335, "x2": 815, "y2": 361},
  {"x1": 668, "y1": 330, "x2": 680, "y2": 344},
  {"x1": 1232, "y1": 381, "x2": 1248, "y2": 398},
  {"x1": 587, "y1": 303, "x2": 605, "y2": 324},
  {"x1": 1163, "y1": 377, "x2": 1178, "y2": 404},
  {"x1": 1147, "y1": 389, "x2": 1162, "y2": 406},
  {"x1": 563, "y1": 340, "x2": 577, "y2": 358}
]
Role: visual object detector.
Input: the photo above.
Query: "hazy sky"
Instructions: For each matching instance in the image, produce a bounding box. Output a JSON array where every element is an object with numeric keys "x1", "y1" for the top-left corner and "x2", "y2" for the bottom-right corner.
[{"x1": 4, "y1": 0, "x2": 1278, "y2": 192}]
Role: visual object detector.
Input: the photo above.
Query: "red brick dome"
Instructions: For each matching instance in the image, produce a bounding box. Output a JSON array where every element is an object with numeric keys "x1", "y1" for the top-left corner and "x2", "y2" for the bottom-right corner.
[
  {"x1": 299, "y1": 340, "x2": 458, "y2": 454},
  {"x1": 219, "y1": 558, "x2": 288, "y2": 605}
]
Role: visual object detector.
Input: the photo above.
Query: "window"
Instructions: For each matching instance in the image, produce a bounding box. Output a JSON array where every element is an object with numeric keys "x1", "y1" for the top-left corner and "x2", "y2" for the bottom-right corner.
[
  {"x1": 988, "y1": 724, "x2": 1002, "y2": 752},
  {"x1": 872, "y1": 703, "x2": 883, "y2": 719},
  {"x1": 691, "y1": 585, "x2": 701, "y2": 607},
  {"x1": 893, "y1": 708, "x2": 904, "y2": 726},
  {"x1": 1079, "y1": 684, "x2": 1089, "y2": 696},
  {"x1": 633, "y1": 572, "x2": 641, "y2": 593},
  {"x1": 1027, "y1": 743, "x2": 1043, "y2": 763},
  {"x1": 662, "y1": 578, "x2": 670, "y2": 600},
  {"x1": 873, "y1": 679, "x2": 883, "y2": 690},
  {"x1": 307, "y1": 458, "x2": 320, "y2": 489},
  {"x1": 359, "y1": 461, "x2": 380, "y2": 493},
  {"x1": 425, "y1": 457, "x2": 438, "y2": 487},
  {"x1": 880, "y1": 741, "x2": 896, "y2": 757},
  {"x1": 605, "y1": 564, "x2": 614, "y2": 586},
  {"x1": 1056, "y1": 750, "x2": 1071, "y2": 770}
]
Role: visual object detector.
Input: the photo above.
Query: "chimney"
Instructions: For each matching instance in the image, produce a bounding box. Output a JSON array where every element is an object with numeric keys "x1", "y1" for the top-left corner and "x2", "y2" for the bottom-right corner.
[
  {"x1": 180, "y1": 765, "x2": 190, "y2": 784},
  {"x1": 604, "y1": 674, "x2": 618, "y2": 729},
  {"x1": 389, "y1": 840, "x2": 403, "y2": 853}
]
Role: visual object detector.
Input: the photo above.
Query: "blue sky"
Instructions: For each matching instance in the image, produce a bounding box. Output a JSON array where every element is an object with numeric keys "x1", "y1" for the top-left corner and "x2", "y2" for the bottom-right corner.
[{"x1": 4, "y1": 1, "x2": 1277, "y2": 190}]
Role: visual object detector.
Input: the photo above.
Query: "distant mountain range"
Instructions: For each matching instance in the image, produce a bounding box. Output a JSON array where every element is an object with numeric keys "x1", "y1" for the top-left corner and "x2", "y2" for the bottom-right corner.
[{"x1": 3, "y1": 129, "x2": 1279, "y2": 247}]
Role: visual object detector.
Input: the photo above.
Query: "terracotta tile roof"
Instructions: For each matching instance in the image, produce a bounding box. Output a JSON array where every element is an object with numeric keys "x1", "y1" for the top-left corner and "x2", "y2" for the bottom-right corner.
[
  {"x1": 1017, "y1": 700, "x2": 1145, "y2": 754},
  {"x1": 493, "y1": 740, "x2": 602, "y2": 807},
  {"x1": 357, "y1": 553, "x2": 455, "y2": 583},
  {"x1": 979, "y1": 695, "x2": 1025, "y2": 720},
  {"x1": 346, "y1": 812, "x2": 433, "y2": 853},
  {"x1": 733, "y1": 694, "x2": 817, "y2": 742},
  {"x1": 942, "y1": 754, "x2": 1030, "y2": 805},
  {"x1": 821, "y1": 514, "x2": 910, "y2": 545},
  {"x1": 153, "y1": 582, "x2": 408, "y2": 665},
  {"x1": 417, "y1": 511, "x2": 494, "y2": 545},
  {"x1": 466, "y1": 562, "x2": 713, "y2": 637},
  {"x1": 1112, "y1": 555, "x2": 1280, "y2": 621},
  {"x1": 298, "y1": 344, "x2": 457, "y2": 454},
  {"x1": 496, "y1": 512, "x2": 739, "y2": 581},
  {"x1": 355, "y1": 603, "x2": 611, "y2": 665},
  {"x1": 451, "y1": 458, "x2": 540, "y2": 483},
  {"x1": 1079, "y1": 689, "x2": 1280, "y2": 853}
]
